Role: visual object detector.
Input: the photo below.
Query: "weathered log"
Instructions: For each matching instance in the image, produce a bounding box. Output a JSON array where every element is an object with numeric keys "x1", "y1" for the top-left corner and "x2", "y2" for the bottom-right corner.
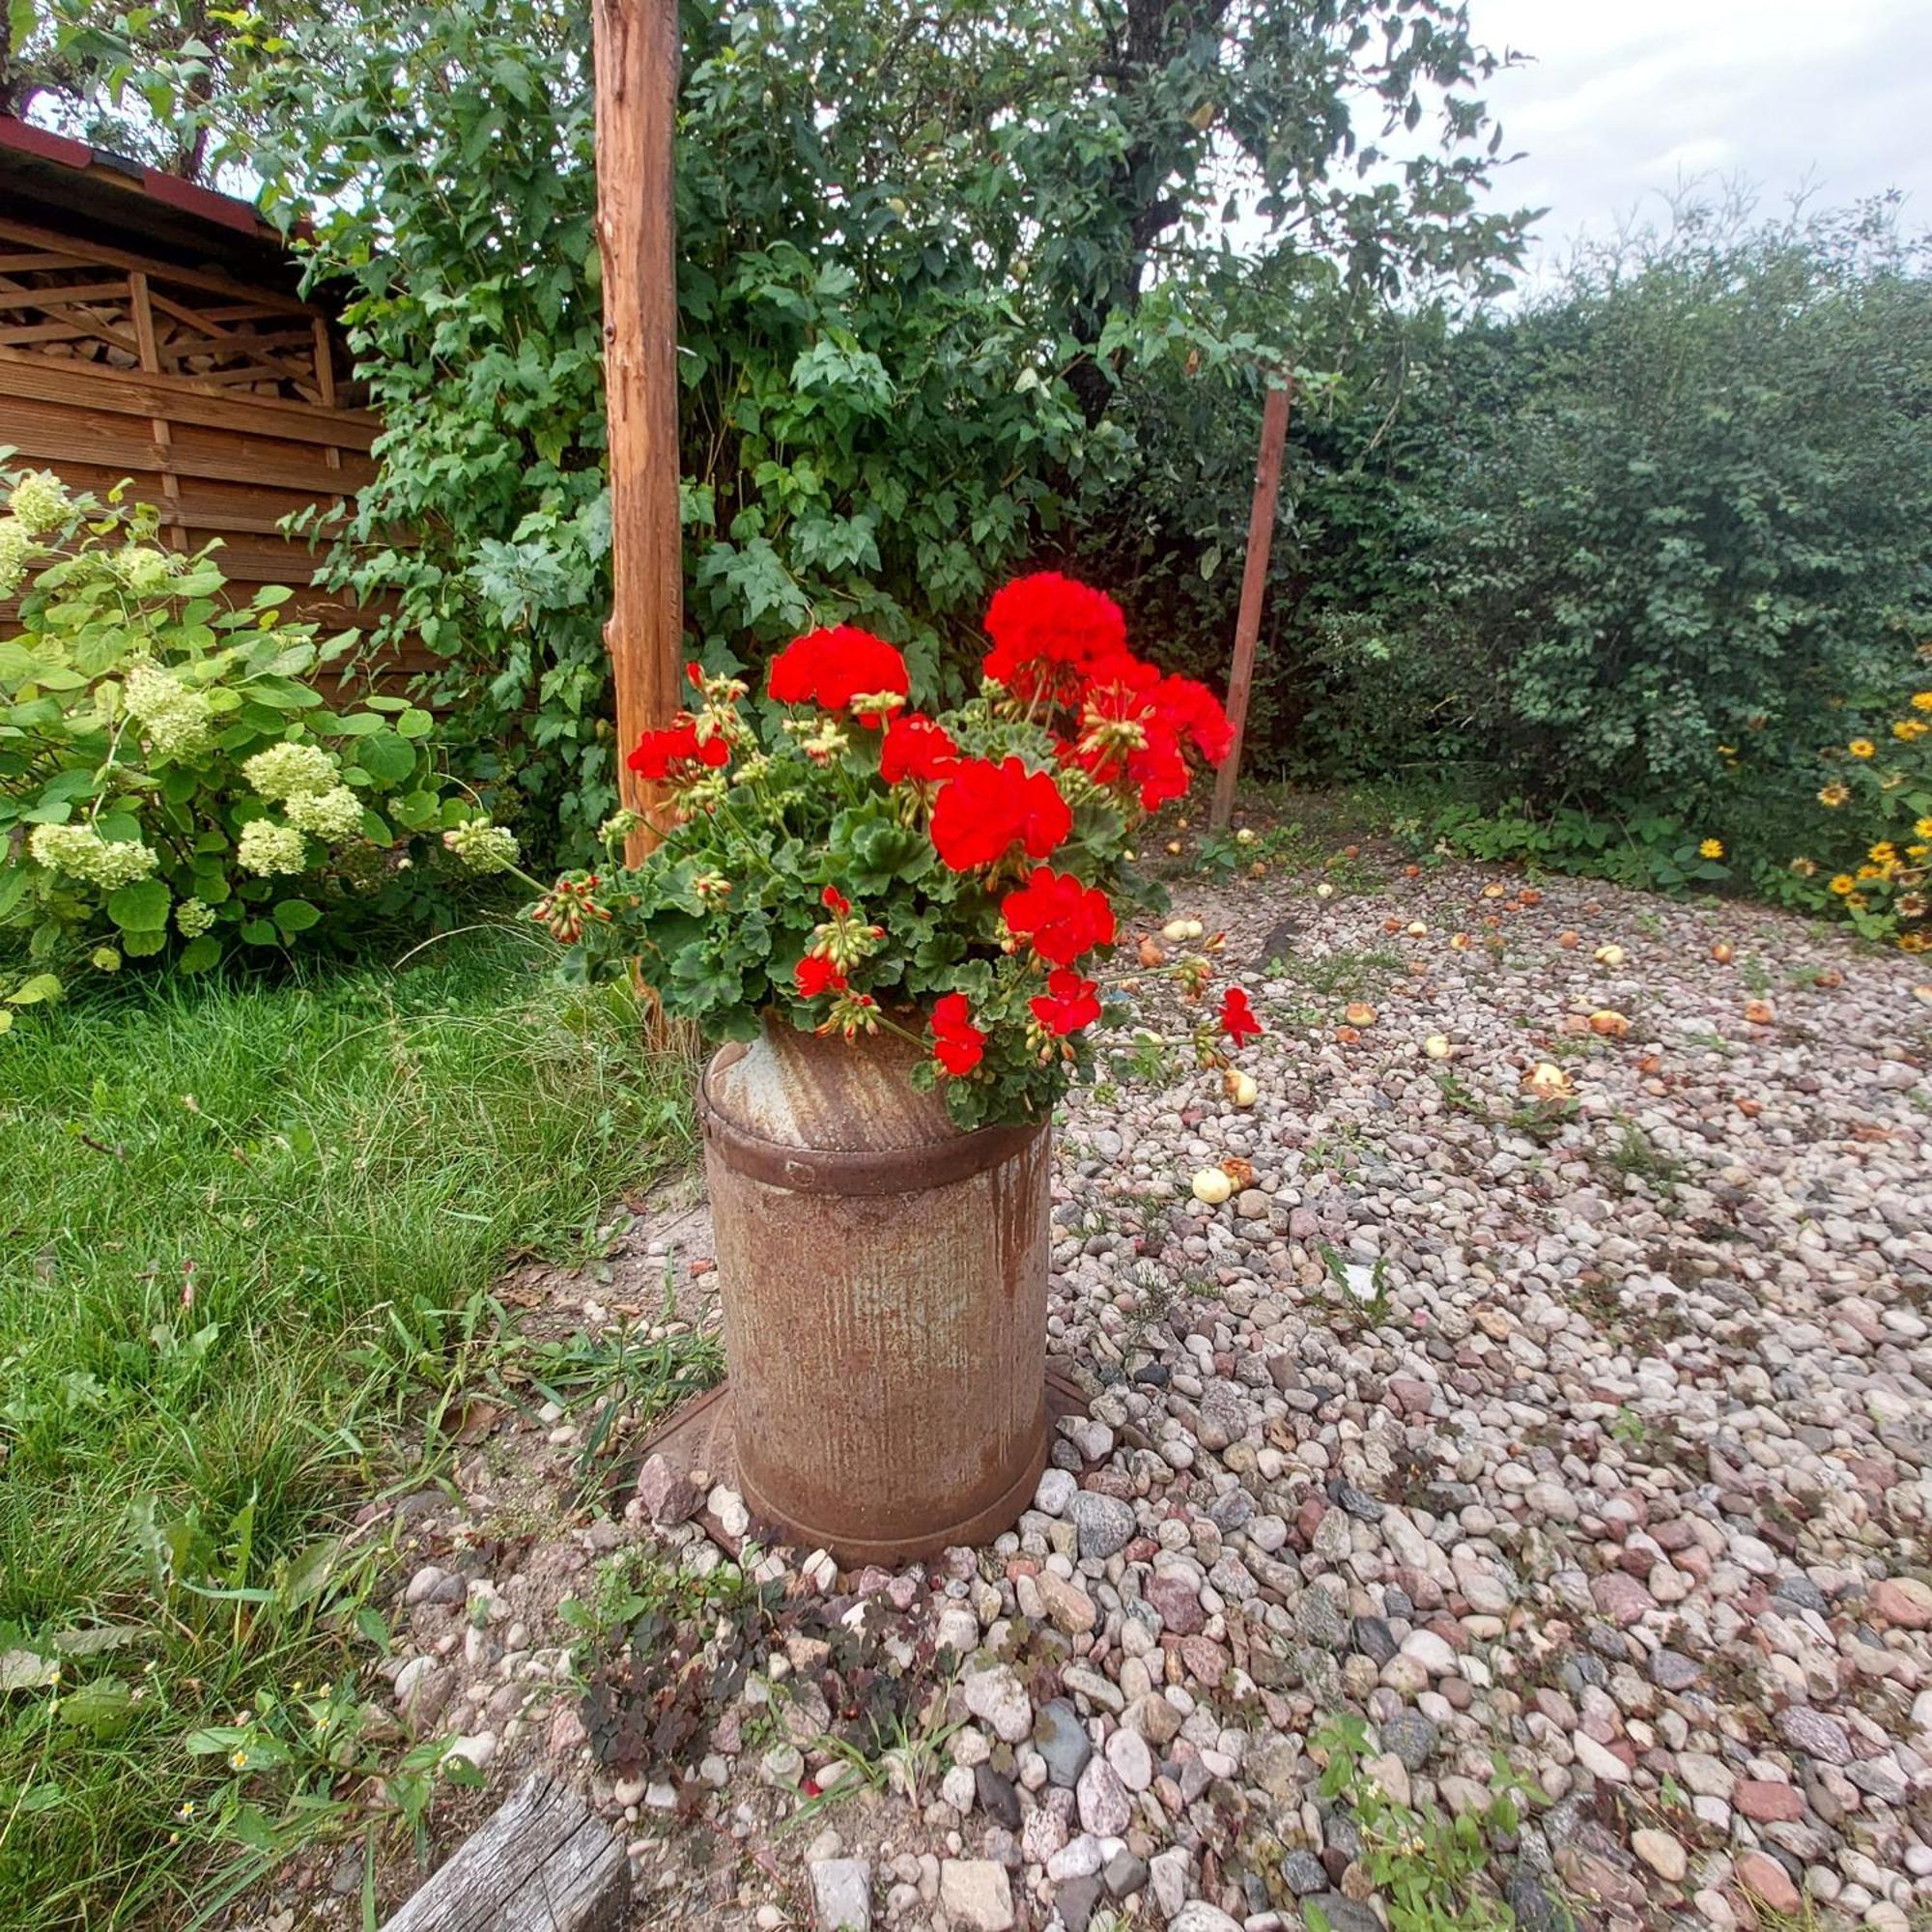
[{"x1": 380, "y1": 1773, "x2": 628, "y2": 1932}]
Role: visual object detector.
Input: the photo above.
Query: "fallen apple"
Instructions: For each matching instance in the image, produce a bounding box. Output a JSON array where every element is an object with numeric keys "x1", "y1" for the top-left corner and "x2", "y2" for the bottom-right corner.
[
  {"x1": 1424, "y1": 1035, "x2": 1454, "y2": 1060},
  {"x1": 1190, "y1": 1168, "x2": 1234, "y2": 1206},
  {"x1": 1594, "y1": 944, "x2": 1626, "y2": 967},
  {"x1": 1223, "y1": 1068, "x2": 1259, "y2": 1107},
  {"x1": 1588, "y1": 1009, "x2": 1631, "y2": 1039}
]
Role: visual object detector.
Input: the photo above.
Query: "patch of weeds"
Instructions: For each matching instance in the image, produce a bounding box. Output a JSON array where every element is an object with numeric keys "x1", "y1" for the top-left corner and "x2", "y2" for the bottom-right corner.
[
  {"x1": 1272, "y1": 948, "x2": 1404, "y2": 1002},
  {"x1": 1108, "y1": 1029, "x2": 1182, "y2": 1087},
  {"x1": 1680, "y1": 1029, "x2": 1735, "y2": 1054},
  {"x1": 793, "y1": 1693, "x2": 961, "y2": 1828},
  {"x1": 1503, "y1": 1097, "x2": 1578, "y2": 1144},
  {"x1": 1737, "y1": 954, "x2": 1775, "y2": 995},
  {"x1": 1117, "y1": 1259, "x2": 1178, "y2": 1367},
  {"x1": 1604, "y1": 1121, "x2": 1689, "y2": 1196},
  {"x1": 1310, "y1": 1713, "x2": 1545, "y2": 1932},
  {"x1": 1633, "y1": 909, "x2": 1665, "y2": 941},
  {"x1": 1319, "y1": 1245, "x2": 1394, "y2": 1330},
  {"x1": 1609, "y1": 1405, "x2": 1647, "y2": 1447},
  {"x1": 1432, "y1": 1070, "x2": 1492, "y2": 1121},
  {"x1": 1303, "y1": 1125, "x2": 1377, "y2": 1183}
]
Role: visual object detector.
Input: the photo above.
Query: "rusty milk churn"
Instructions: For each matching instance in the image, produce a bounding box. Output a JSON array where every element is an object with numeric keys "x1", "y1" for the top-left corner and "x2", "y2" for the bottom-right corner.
[{"x1": 698, "y1": 1014, "x2": 1053, "y2": 1563}]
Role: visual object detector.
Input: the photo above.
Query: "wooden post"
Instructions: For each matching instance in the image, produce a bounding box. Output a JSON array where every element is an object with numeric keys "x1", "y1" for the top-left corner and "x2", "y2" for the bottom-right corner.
[
  {"x1": 592, "y1": 0, "x2": 684, "y2": 864},
  {"x1": 1209, "y1": 376, "x2": 1292, "y2": 832}
]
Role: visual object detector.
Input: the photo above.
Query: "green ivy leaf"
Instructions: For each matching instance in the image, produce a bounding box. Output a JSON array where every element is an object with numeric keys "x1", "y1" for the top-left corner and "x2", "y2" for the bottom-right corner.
[{"x1": 273, "y1": 898, "x2": 322, "y2": 935}]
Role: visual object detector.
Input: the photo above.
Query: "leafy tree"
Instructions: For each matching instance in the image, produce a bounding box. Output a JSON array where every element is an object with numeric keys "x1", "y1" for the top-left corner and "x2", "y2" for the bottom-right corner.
[
  {"x1": 1310, "y1": 193, "x2": 1932, "y2": 814},
  {"x1": 12, "y1": 0, "x2": 1527, "y2": 853}
]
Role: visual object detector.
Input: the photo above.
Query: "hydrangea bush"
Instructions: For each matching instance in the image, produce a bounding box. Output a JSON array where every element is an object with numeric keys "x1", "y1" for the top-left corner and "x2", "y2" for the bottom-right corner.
[
  {"x1": 0, "y1": 469, "x2": 516, "y2": 1020},
  {"x1": 528, "y1": 573, "x2": 1263, "y2": 1128}
]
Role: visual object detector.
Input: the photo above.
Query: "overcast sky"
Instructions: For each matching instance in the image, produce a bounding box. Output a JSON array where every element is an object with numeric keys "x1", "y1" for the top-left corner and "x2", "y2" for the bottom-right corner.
[{"x1": 1465, "y1": 0, "x2": 1932, "y2": 279}]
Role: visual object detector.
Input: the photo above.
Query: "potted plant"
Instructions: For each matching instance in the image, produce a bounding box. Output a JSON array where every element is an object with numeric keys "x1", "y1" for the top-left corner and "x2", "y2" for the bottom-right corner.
[{"x1": 533, "y1": 573, "x2": 1264, "y2": 1559}]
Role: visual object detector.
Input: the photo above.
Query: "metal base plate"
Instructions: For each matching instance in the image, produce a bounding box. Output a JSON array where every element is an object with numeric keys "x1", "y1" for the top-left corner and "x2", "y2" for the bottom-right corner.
[{"x1": 630, "y1": 1366, "x2": 1090, "y2": 1566}]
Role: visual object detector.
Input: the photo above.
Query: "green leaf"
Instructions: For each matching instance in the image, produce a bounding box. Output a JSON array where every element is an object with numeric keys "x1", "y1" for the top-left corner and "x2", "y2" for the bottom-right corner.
[
  {"x1": 7, "y1": 973, "x2": 63, "y2": 1006},
  {"x1": 355, "y1": 728, "x2": 416, "y2": 784},
  {"x1": 177, "y1": 935, "x2": 223, "y2": 974},
  {"x1": 272, "y1": 898, "x2": 322, "y2": 935},
  {"x1": 396, "y1": 707, "x2": 435, "y2": 739},
  {"x1": 240, "y1": 920, "x2": 280, "y2": 947},
  {"x1": 57, "y1": 1676, "x2": 133, "y2": 1739},
  {"x1": 107, "y1": 879, "x2": 171, "y2": 931},
  {"x1": 120, "y1": 927, "x2": 167, "y2": 957}
]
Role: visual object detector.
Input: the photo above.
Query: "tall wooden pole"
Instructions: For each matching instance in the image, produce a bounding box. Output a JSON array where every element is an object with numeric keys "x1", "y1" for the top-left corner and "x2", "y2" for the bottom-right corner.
[
  {"x1": 1210, "y1": 377, "x2": 1292, "y2": 832},
  {"x1": 592, "y1": 0, "x2": 683, "y2": 864}
]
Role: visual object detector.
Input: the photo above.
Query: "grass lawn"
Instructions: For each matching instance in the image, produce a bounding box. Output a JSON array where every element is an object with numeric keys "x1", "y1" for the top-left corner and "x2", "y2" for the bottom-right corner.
[{"x1": 0, "y1": 929, "x2": 694, "y2": 1929}]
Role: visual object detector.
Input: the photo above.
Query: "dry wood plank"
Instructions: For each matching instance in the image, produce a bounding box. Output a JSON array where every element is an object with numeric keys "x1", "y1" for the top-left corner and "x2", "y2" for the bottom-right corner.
[
  {"x1": 0, "y1": 348, "x2": 379, "y2": 447},
  {"x1": 0, "y1": 216, "x2": 316, "y2": 316},
  {"x1": 380, "y1": 1774, "x2": 627, "y2": 1932},
  {"x1": 0, "y1": 251, "x2": 90, "y2": 272},
  {"x1": 0, "y1": 397, "x2": 377, "y2": 494},
  {"x1": 0, "y1": 280, "x2": 132, "y2": 310}
]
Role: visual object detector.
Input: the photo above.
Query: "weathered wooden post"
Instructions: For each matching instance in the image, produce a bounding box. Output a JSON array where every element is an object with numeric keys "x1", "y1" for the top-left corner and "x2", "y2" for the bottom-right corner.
[
  {"x1": 1209, "y1": 375, "x2": 1293, "y2": 832},
  {"x1": 592, "y1": 0, "x2": 684, "y2": 863}
]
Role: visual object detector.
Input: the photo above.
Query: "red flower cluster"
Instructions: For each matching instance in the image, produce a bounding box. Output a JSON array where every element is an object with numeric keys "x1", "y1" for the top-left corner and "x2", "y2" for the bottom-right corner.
[
  {"x1": 627, "y1": 717, "x2": 730, "y2": 783},
  {"x1": 768, "y1": 624, "x2": 910, "y2": 725},
  {"x1": 1220, "y1": 986, "x2": 1264, "y2": 1047},
  {"x1": 929, "y1": 992, "x2": 986, "y2": 1075},
  {"x1": 879, "y1": 713, "x2": 958, "y2": 785},
  {"x1": 1066, "y1": 662, "x2": 1235, "y2": 810},
  {"x1": 1000, "y1": 867, "x2": 1116, "y2": 966},
  {"x1": 982, "y1": 573, "x2": 1130, "y2": 703},
  {"x1": 795, "y1": 955, "x2": 847, "y2": 999},
  {"x1": 1030, "y1": 968, "x2": 1101, "y2": 1037},
  {"x1": 929, "y1": 756, "x2": 1072, "y2": 871}
]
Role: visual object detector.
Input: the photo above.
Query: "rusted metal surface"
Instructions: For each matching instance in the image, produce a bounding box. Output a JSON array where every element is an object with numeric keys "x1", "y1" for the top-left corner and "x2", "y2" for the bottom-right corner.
[{"x1": 698, "y1": 1018, "x2": 1053, "y2": 1562}]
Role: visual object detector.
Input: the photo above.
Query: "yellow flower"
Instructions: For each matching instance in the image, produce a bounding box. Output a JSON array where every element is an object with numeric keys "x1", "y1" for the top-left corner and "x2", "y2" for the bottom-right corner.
[
  {"x1": 1817, "y1": 783, "x2": 1850, "y2": 808},
  {"x1": 1895, "y1": 720, "x2": 1928, "y2": 742},
  {"x1": 1698, "y1": 838, "x2": 1724, "y2": 860},
  {"x1": 1789, "y1": 856, "x2": 1818, "y2": 877},
  {"x1": 1916, "y1": 817, "x2": 1932, "y2": 840},
  {"x1": 1829, "y1": 874, "x2": 1857, "y2": 895},
  {"x1": 1857, "y1": 864, "x2": 1883, "y2": 881},
  {"x1": 1848, "y1": 739, "x2": 1876, "y2": 758},
  {"x1": 1913, "y1": 691, "x2": 1932, "y2": 711},
  {"x1": 1899, "y1": 894, "x2": 1927, "y2": 919},
  {"x1": 1847, "y1": 892, "x2": 1870, "y2": 911},
  {"x1": 1870, "y1": 842, "x2": 1898, "y2": 864},
  {"x1": 1902, "y1": 930, "x2": 1929, "y2": 952}
]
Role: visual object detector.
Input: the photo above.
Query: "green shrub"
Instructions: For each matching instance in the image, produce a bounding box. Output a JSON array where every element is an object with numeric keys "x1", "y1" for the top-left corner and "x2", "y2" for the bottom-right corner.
[
  {"x1": 0, "y1": 470, "x2": 517, "y2": 1017},
  {"x1": 1313, "y1": 196, "x2": 1932, "y2": 815}
]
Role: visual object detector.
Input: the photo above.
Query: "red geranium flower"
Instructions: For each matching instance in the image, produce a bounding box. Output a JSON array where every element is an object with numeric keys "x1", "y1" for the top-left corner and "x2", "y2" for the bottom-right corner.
[
  {"x1": 930, "y1": 992, "x2": 986, "y2": 1076},
  {"x1": 627, "y1": 717, "x2": 731, "y2": 782},
  {"x1": 794, "y1": 955, "x2": 848, "y2": 999},
  {"x1": 767, "y1": 624, "x2": 910, "y2": 725},
  {"x1": 929, "y1": 757, "x2": 1072, "y2": 871},
  {"x1": 982, "y1": 572, "x2": 1130, "y2": 703},
  {"x1": 878, "y1": 712, "x2": 958, "y2": 785},
  {"x1": 1220, "y1": 986, "x2": 1264, "y2": 1047},
  {"x1": 1001, "y1": 868, "x2": 1116, "y2": 966},
  {"x1": 1030, "y1": 968, "x2": 1101, "y2": 1037},
  {"x1": 822, "y1": 886, "x2": 850, "y2": 915}
]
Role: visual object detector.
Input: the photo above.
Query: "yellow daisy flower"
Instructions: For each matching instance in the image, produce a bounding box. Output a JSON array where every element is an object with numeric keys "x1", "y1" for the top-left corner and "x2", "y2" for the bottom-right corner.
[
  {"x1": 1899, "y1": 893, "x2": 1927, "y2": 919},
  {"x1": 1901, "y1": 930, "x2": 1928, "y2": 952},
  {"x1": 1848, "y1": 739, "x2": 1876, "y2": 758},
  {"x1": 1913, "y1": 691, "x2": 1932, "y2": 711},
  {"x1": 1895, "y1": 720, "x2": 1928, "y2": 742},
  {"x1": 1915, "y1": 817, "x2": 1932, "y2": 839},
  {"x1": 1789, "y1": 856, "x2": 1818, "y2": 877},
  {"x1": 1870, "y1": 842, "x2": 1898, "y2": 864},
  {"x1": 1857, "y1": 864, "x2": 1884, "y2": 881},
  {"x1": 1817, "y1": 783, "x2": 1850, "y2": 808},
  {"x1": 1829, "y1": 874, "x2": 1857, "y2": 895},
  {"x1": 1698, "y1": 838, "x2": 1724, "y2": 860},
  {"x1": 1846, "y1": 893, "x2": 1870, "y2": 911}
]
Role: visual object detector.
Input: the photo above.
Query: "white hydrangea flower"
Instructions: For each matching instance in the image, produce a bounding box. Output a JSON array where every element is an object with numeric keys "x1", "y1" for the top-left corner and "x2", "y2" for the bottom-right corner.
[
  {"x1": 285, "y1": 784, "x2": 364, "y2": 841},
  {"x1": 242, "y1": 741, "x2": 338, "y2": 802},
  {"x1": 28, "y1": 822, "x2": 161, "y2": 889},
  {"x1": 8, "y1": 469, "x2": 69, "y2": 537},
  {"x1": 440, "y1": 819, "x2": 520, "y2": 873},
  {"x1": 236, "y1": 818, "x2": 309, "y2": 876},
  {"x1": 176, "y1": 896, "x2": 218, "y2": 938},
  {"x1": 114, "y1": 546, "x2": 182, "y2": 596},
  {"x1": 123, "y1": 663, "x2": 214, "y2": 760},
  {"x1": 0, "y1": 517, "x2": 34, "y2": 599}
]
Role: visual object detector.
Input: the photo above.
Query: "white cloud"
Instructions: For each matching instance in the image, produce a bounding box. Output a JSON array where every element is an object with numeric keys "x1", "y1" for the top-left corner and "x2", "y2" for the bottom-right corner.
[{"x1": 1469, "y1": 0, "x2": 1932, "y2": 274}]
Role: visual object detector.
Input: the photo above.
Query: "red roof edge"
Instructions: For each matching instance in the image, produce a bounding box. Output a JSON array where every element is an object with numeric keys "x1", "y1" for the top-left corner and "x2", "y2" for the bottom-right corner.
[{"x1": 0, "y1": 111, "x2": 289, "y2": 242}]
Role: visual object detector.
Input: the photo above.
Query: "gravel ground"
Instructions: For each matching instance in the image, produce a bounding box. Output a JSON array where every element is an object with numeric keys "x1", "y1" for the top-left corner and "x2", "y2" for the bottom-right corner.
[{"x1": 301, "y1": 850, "x2": 1932, "y2": 1932}]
